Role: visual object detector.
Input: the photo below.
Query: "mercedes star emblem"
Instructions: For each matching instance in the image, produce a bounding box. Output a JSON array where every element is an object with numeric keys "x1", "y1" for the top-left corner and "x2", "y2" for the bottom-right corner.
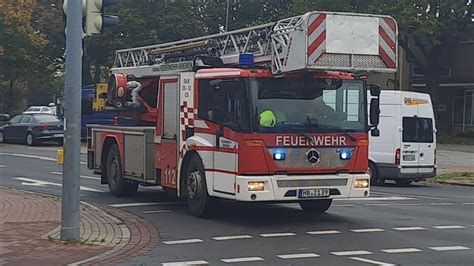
[{"x1": 306, "y1": 149, "x2": 320, "y2": 164}]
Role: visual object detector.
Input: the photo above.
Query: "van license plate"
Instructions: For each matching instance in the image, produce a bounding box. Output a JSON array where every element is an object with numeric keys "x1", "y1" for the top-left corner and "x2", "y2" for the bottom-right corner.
[
  {"x1": 403, "y1": 154, "x2": 415, "y2": 161},
  {"x1": 299, "y1": 189, "x2": 330, "y2": 198}
]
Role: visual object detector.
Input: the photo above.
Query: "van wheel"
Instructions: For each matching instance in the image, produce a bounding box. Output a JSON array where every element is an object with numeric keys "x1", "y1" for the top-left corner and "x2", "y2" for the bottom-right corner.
[
  {"x1": 395, "y1": 179, "x2": 412, "y2": 186},
  {"x1": 184, "y1": 155, "x2": 214, "y2": 218},
  {"x1": 106, "y1": 144, "x2": 138, "y2": 196},
  {"x1": 368, "y1": 162, "x2": 383, "y2": 185},
  {"x1": 299, "y1": 199, "x2": 332, "y2": 213}
]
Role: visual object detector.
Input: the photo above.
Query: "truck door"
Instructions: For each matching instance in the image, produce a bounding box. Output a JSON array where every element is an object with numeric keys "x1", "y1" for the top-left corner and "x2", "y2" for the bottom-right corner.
[{"x1": 156, "y1": 77, "x2": 179, "y2": 189}]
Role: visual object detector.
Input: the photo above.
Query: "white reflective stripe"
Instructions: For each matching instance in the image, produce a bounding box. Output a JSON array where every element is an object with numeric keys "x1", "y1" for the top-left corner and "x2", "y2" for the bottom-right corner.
[
  {"x1": 379, "y1": 18, "x2": 396, "y2": 41},
  {"x1": 379, "y1": 39, "x2": 396, "y2": 62},
  {"x1": 195, "y1": 71, "x2": 241, "y2": 78},
  {"x1": 277, "y1": 253, "x2": 320, "y2": 259},
  {"x1": 381, "y1": 248, "x2": 421, "y2": 254},
  {"x1": 308, "y1": 18, "x2": 326, "y2": 49},
  {"x1": 429, "y1": 246, "x2": 470, "y2": 251}
]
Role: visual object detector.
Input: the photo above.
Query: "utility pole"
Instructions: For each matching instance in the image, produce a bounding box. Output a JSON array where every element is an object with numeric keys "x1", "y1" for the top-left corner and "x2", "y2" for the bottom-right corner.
[
  {"x1": 225, "y1": 0, "x2": 230, "y2": 32},
  {"x1": 60, "y1": 0, "x2": 82, "y2": 241}
]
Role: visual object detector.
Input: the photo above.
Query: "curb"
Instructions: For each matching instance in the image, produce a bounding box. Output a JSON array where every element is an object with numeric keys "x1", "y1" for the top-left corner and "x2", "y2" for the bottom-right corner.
[{"x1": 433, "y1": 180, "x2": 474, "y2": 187}]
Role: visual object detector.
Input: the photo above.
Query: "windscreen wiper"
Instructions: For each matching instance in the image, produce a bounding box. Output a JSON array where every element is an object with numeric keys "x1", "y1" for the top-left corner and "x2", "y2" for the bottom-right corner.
[{"x1": 318, "y1": 127, "x2": 358, "y2": 142}]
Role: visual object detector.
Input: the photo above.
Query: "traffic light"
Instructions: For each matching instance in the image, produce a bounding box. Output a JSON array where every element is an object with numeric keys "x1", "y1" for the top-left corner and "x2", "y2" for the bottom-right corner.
[{"x1": 85, "y1": 0, "x2": 120, "y2": 35}]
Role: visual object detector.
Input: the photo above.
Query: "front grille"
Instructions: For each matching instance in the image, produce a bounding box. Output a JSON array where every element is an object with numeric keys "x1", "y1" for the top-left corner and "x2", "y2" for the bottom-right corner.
[{"x1": 277, "y1": 178, "x2": 348, "y2": 188}]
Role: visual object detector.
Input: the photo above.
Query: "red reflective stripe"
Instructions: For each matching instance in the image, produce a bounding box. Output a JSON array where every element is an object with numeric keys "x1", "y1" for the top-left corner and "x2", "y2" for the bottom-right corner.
[
  {"x1": 204, "y1": 169, "x2": 237, "y2": 175},
  {"x1": 193, "y1": 146, "x2": 235, "y2": 153},
  {"x1": 379, "y1": 26, "x2": 396, "y2": 52},
  {"x1": 379, "y1": 47, "x2": 396, "y2": 68},
  {"x1": 307, "y1": 30, "x2": 326, "y2": 57},
  {"x1": 307, "y1": 14, "x2": 326, "y2": 36},
  {"x1": 383, "y1": 17, "x2": 396, "y2": 32}
]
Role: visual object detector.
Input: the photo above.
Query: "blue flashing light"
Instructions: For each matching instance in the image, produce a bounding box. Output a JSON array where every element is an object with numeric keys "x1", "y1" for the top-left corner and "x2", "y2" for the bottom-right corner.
[
  {"x1": 273, "y1": 152, "x2": 286, "y2": 161},
  {"x1": 239, "y1": 53, "x2": 254, "y2": 68},
  {"x1": 339, "y1": 148, "x2": 352, "y2": 160}
]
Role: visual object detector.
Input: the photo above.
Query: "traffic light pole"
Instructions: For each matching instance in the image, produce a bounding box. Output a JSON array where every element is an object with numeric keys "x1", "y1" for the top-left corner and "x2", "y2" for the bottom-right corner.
[{"x1": 60, "y1": 0, "x2": 82, "y2": 241}]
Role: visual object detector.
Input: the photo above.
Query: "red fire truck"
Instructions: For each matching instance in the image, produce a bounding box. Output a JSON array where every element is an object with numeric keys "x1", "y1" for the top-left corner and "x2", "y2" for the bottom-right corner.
[{"x1": 87, "y1": 11, "x2": 398, "y2": 217}]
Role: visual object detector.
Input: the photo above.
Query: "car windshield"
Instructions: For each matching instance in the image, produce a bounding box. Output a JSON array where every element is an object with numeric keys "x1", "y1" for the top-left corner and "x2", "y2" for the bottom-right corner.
[
  {"x1": 34, "y1": 115, "x2": 61, "y2": 123},
  {"x1": 249, "y1": 77, "x2": 366, "y2": 133},
  {"x1": 26, "y1": 107, "x2": 41, "y2": 112}
]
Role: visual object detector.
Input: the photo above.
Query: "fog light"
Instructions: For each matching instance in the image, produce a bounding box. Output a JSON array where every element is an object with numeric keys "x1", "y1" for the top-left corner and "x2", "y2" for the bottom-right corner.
[
  {"x1": 354, "y1": 179, "x2": 369, "y2": 188},
  {"x1": 339, "y1": 148, "x2": 352, "y2": 160},
  {"x1": 248, "y1": 182, "x2": 265, "y2": 191},
  {"x1": 273, "y1": 152, "x2": 286, "y2": 160}
]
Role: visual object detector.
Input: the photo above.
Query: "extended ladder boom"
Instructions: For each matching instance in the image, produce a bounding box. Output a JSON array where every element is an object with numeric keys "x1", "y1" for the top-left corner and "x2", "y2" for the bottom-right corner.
[{"x1": 113, "y1": 11, "x2": 398, "y2": 77}]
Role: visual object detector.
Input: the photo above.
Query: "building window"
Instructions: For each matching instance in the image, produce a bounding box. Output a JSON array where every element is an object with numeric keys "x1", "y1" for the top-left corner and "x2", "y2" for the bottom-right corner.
[
  {"x1": 412, "y1": 66, "x2": 451, "y2": 78},
  {"x1": 452, "y1": 90, "x2": 474, "y2": 126}
]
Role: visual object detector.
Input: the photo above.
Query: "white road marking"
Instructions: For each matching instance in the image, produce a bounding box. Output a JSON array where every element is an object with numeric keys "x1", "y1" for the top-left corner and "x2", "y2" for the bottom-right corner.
[
  {"x1": 213, "y1": 235, "x2": 253, "y2": 241},
  {"x1": 336, "y1": 196, "x2": 412, "y2": 201},
  {"x1": 349, "y1": 257, "x2": 395, "y2": 266},
  {"x1": 461, "y1": 202, "x2": 474, "y2": 205},
  {"x1": 50, "y1": 171, "x2": 101, "y2": 181},
  {"x1": 163, "y1": 239, "x2": 203, "y2": 245},
  {"x1": 392, "y1": 227, "x2": 426, "y2": 231},
  {"x1": 259, "y1": 232, "x2": 297, "y2": 237},
  {"x1": 428, "y1": 246, "x2": 471, "y2": 251},
  {"x1": 307, "y1": 230, "x2": 341, "y2": 235},
  {"x1": 331, "y1": 250, "x2": 373, "y2": 256},
  {"x1": 429, "y1": 202, "x2": 454, "y2": 206},
  {"x1": 143, "y1": 210, "x2": 172, "y2": 214},
  {"x1": 371, "y1": 191, "x2": 446, "y2": 200},
  {"x1": 433, "y1": 225, "x2": 465, "y2": 229},
  {"x1": 14, "y1": 177, "x2": 104, "y2": 192},
  {"x1": 110, "y1": 202, "x2": 184, "y2": 208},
  {"x1": 351, "y1": 228, "x2": 385, "y2": 233},
  {"x1": 364, "y1": 203, "x2": 391, "y2": 206},
  {"x1": 0, "y1": 164, "x2": 6, "y2": 168},
  {"x1": 0, "y1": 152, "x2": 87, "y2": 165},
  {"x1": 381, "y1": 248, "x2": 422, "y2": 254},
  {"x1": 393, "y1": 203, "x2": 424, "y2": 206},
  {"x1": 277, "y1": 253, "x2": 320, "y2": 259},
  {"x1": 162, "y1": 260, "x2": 208, "y2": 265},
  {"x1": 221, "y1": 257, "x2": 264, "y2": 263}
]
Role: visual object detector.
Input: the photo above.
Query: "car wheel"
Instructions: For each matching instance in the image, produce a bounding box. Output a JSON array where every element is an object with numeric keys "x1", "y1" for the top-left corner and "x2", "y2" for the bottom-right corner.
[
  {"x1": 368, "y1": 162, "x2": 383, "y2": 186},
  {"x1": 106, "y1": 144, "x2": 138, "y2": 196},
  {"x1": 0, "y1": 131, "x2": 5, "y2": 143},
  {"x1": 26, "y1": 133, "x2": 35, "y2": 146},
  {"x1": 185, "y1": 155, "x2": 214, "y2": 218},
  {"x1": 299, "y1": 199, "x2": 332, "y2": 213},
  {"x1": 395, "y1": 179, "x2": 412, "y2": 186}
]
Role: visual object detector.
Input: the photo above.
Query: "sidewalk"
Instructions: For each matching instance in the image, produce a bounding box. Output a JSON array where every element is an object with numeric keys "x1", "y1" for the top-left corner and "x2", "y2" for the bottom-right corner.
[
  {"x1": 0, "y1": 187, "x2": 159, "y2": 265},
  {"x1": 437, "y1": 144, "x2": 474, "y2": 174}
]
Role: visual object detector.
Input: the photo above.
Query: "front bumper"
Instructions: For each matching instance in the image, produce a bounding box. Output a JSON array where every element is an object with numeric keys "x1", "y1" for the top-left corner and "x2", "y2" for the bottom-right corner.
[
  {"x1": 233, "y1": 173, "x2": 370, "y2": 202},
  {"x1": 377, "y1": 163, "x2": 437, "y2": 180}
]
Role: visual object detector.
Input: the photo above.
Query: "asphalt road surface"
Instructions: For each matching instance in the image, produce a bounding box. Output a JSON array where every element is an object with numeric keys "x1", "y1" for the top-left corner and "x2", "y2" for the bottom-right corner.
[{"x1": 1, "y1": 143, "x2": 473, "y2": 266}]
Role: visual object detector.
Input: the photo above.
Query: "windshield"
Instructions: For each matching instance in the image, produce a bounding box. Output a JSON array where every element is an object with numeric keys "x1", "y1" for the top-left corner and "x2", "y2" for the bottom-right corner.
[{"x1": 249, "y1": 77, "x2": 366, "y2": 133}]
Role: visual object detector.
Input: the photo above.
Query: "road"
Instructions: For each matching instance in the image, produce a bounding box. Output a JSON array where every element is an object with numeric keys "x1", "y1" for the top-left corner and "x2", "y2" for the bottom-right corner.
[{"x1": 1, "y1": 143, "x2": 473, "y2": 265}]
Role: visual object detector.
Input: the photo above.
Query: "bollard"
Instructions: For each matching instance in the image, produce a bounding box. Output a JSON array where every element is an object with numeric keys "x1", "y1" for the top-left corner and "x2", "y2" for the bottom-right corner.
[{"x1": 57, "y1": 148, "x2": 64, "y2": 165}]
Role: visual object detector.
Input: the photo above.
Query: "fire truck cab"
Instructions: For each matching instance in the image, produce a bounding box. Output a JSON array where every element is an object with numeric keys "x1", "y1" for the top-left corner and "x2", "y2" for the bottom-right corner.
[{"x1": 87, "y1": 11, "x2": 398, "y2": 217}]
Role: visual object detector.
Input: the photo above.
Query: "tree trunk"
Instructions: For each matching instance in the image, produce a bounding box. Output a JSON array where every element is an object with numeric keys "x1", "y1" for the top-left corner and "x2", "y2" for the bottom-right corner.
[{"x1": 6, "y1": 79, "x2": 15, "y2": 113}]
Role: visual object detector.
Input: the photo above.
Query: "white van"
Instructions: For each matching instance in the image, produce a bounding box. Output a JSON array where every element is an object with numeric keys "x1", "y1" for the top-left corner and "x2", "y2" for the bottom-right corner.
[{"x1": 368, "y1": 91, "x2": 437, "y2": 185}]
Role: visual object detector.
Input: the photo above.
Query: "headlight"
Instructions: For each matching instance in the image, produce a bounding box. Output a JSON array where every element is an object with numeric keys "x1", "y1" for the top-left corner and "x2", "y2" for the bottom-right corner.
[
  {"x1": 354, "y1": 179, "x2": 369, "y2": 188},
  {"x1": 248, "y1": 182, "x2": 265, "y2": 191}
]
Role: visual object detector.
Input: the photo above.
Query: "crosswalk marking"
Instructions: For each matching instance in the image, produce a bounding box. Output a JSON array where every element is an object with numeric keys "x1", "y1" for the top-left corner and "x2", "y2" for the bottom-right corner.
[
  {"x1": 50, "y1": 171, "x2": 100, "y2": 180},
  {"x1": 381, "y1": 248, "x2": 422, "y2": 254},
  {"x1": 213, "y1": 235, "x2": 253, "y2": 241},
  {"x1": 162, "y1": 261, "x2": 208, "y2": 266},
  {"x1": 351, "y1": 228, "x2": 385, "y2": 233},
  {"x1": 433, "y1": 225, "x2": 465, "y2": 229},
  {"x1": 350, "y1": 257, "x2": 396, "y2": 266},
  {"x1": 221, "y1": 257, "x2": 264, "y2": 263},
  {"x1": 307, "y1": 230, "x2": 341, "y2": 235},
  {"x1": 392, "y1": 227, "x2": 426, "y2": 231},
  {"x1": 259, "y1": 232, "x2": 296, "y2": 237},
  {"x1": 331, "y1": 250, "x2": 373, "y2": 256},
  {"x1": 277, "y1": 253, "x2": 320, "y2": 259},
  {"x1": 163, "y1": 239, "x2": 203, "y2": 245},
  {"x1": 428, "y1": 246, "x2": 471, "y2": 251}
]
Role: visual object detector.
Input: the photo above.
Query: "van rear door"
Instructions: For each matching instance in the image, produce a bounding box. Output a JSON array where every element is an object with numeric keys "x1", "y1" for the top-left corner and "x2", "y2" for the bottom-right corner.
[{"x1": 402, "y1": 117, "x2": 435, "y2": 173}]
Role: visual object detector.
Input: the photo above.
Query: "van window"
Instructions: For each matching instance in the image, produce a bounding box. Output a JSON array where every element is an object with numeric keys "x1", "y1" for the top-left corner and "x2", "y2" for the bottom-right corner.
[{"x1": 403, "y1": 117, "x2": 434, "y2": 143}]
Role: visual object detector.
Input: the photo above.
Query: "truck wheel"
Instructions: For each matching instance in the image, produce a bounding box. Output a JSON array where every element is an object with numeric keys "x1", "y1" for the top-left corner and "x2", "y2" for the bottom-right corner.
[
  {"x1": 368, "y1": 162, "x2": 383, "y2": 186},
  {"x1": 299, "y1": 199, "x2": 332, "y2": 213},
  {"x1": 184, "y1": 155, "x2": 214, "y2": 218},
  {"x1": 26, "y1": 133, "x2": 35, "y2": 146},
  {"x1": 106, "y1": 144, "x2": 138, "y2": 196},
  {"x1": 395, "y1": 179, "x2": 412, "y2": 186}
]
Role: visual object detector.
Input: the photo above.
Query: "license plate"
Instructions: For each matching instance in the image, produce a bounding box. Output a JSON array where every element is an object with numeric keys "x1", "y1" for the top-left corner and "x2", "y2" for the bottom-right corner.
[
  {"x1": 53, "y1": 134, "x2": 64, "y2": 138},
  {"x1": 298, "y1": 188, "x2": 330, "y2": 198},
  {"x1": 403, "y1": 154, "x2": 416, "y2": 161}
]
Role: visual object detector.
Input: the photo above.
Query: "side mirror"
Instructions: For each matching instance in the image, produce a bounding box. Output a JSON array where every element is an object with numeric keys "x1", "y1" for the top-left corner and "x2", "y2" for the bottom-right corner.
[
  {"x1": 370, "y1": 98, "x2": 380, "y2": 126},
  {"x1": 369, "y1": 84, "x2": 381, "y2": 97}
]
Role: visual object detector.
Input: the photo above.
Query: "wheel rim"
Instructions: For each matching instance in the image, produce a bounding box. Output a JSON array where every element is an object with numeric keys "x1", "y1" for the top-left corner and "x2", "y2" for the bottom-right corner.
[
  {"x1": 0, "y1": 132, "x2": 3, "y2": 142},
  {"x1": 187, "y1": 171, "x2": 200, "y2": 199},
  {"x1": 110, "y1": 156, "x2": 120, "y2": 185},
  {"x1": 27, "y1": 134, "x2": 33, "y2": 145},
  {"x1": 367, "y1": 167, "x2": 373, "y2": 178}
]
